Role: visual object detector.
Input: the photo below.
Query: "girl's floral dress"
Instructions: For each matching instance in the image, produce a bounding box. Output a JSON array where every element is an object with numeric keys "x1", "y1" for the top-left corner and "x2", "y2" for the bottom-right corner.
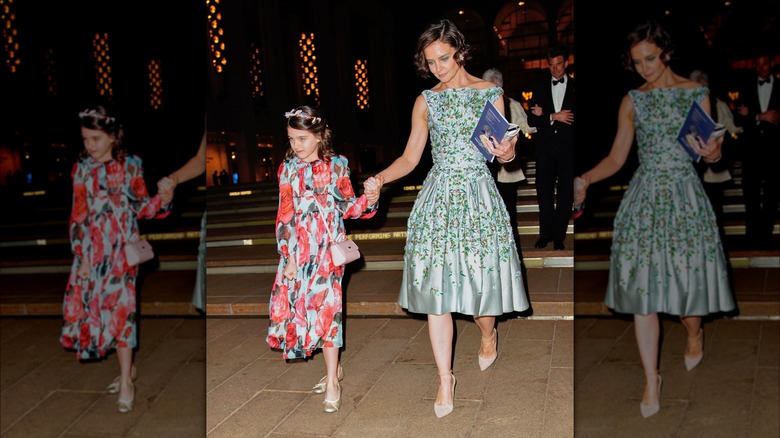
[
  {"x1": 267, "y1": 155, "x2": 376, "y2": 359},
  {"x1": 61, "y1": 155, "x2": 170, "y2": 360}
]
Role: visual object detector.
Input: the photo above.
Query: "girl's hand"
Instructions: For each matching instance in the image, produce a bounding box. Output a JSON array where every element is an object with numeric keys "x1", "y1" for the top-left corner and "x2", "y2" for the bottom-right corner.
[
  {"x1": 573, "y1": 175, "x2": 589, "y2": 208},
  {"x1": 282, "y1": 258, "x2": 296, "y2": 281},
  {"x1": 157, "y1": 176, "x2": 175, "y2": 206},
  {"x1": 363, "y1": 176, "x2": 383, "y2": 206},
  {"x1": 77, "y1": 258, "x2": 90, "y2": 280}
]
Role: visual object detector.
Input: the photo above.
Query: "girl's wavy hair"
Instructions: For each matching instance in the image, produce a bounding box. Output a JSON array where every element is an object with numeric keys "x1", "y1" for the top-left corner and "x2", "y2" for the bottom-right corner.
[
  {"x1": 78, "y1": 105, "x2": 127, "y2": 160},
  {"x1": 284, "y1": 106, "x2": 335, "y2": 161},
  {"x1": 413, "y1": 19, "x2": 472, "y2": 79},
  {"x1": 622, "y1": 19, "x2": 675, "y2": 71}
]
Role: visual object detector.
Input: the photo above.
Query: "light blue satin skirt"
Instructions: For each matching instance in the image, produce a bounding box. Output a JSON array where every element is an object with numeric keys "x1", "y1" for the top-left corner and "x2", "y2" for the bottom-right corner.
[
  {"x1": 604, "y1": 165, "x2": 736, "y2": 316},
  {"x1": 397, "y1": 164, "x2": 529, "y2": 316}
]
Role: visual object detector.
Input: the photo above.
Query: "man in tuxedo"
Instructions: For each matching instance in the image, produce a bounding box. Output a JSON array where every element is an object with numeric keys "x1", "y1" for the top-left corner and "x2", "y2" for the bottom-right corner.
[
  {"x1": 735, "y1": 50, "x2": 779, "y2": 249},
  {"x1": 527, "y1": 45, "x2": 575, "y2": 250}
]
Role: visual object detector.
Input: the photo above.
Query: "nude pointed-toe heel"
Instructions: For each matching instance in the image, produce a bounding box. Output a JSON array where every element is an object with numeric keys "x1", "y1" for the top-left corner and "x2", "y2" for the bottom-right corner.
[
  {"x1": 434, "y1": 371, "x2": 456, "y2": 418},
  {"x1": 640, "y1": 374, "x2": 662, "y2": 418}
]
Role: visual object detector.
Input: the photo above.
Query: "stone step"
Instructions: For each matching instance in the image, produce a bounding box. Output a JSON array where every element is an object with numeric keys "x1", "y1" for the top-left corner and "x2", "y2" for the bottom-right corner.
[
  {"x1": 0, "y1": 270, "x2": 200, "y2": 316},
  {"x1": 206, "y1": 267, "x2": 572, "y2": 318}
]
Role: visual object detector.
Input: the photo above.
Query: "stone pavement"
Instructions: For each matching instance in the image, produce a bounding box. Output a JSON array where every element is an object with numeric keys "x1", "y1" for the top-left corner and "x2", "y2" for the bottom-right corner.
[
  {"x1": 206, "y1": 316, "x2": 573, "y2": 437},
  {"x1": 575, "y1": 317, "x2": 779, "y2": 437},
  {"x1": 0, "y1": 316, "x2": 205, "y2": 437}
]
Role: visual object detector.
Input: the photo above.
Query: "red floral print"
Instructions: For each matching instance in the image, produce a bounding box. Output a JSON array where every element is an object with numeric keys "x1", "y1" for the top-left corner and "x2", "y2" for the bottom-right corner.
[
  {"x1": 267, "y1": 155, "x2": 377, "y2": 359},
  {"x1": 61, "y1": 155, "x2": 168, "y2": 360}
]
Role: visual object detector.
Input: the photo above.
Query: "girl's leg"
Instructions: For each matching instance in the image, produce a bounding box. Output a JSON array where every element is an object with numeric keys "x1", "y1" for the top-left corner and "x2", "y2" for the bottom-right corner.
[
  {"x1": 322, "y1": 346, "x2": 340, "y2": 401},
  {"x1": 428, "y1": 313, "x2": 454, "y2": 406},
  {"x1": 634, "y1": 313, "x2": 661, "y2": 408},
  {"x1": 117, "y1": 346, "x2": 134, "y2": 401}
]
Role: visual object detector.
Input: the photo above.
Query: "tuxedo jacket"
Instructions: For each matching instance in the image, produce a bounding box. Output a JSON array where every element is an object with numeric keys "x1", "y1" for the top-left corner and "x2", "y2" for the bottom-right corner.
[{"x1": 527, "y1": 75, "x2": 575, "y2": 148}]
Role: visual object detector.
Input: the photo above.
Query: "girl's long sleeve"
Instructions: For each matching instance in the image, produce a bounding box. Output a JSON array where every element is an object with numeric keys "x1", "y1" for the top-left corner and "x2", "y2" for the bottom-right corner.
[
  {"x1": 331, "y1": 156, "x2": 377, "y2": 220},
  {"x1": 126, "y1": 156, "x2": 170, "y2": 220},
  {"x1": 276, "y1": 163, "x2": 297, "y2": 260},
  {"x1": 69, "y1": 162, "x2": 89, "y2": 261}
]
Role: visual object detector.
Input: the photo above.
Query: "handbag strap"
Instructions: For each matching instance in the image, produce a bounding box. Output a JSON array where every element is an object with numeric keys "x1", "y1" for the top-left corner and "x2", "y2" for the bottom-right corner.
[
  {"x1": 103, "y1": 166, "x2": 136, "y2": 242},
  {"x1": 310, "y1": 194, "x2": 344, "y2": 242}
]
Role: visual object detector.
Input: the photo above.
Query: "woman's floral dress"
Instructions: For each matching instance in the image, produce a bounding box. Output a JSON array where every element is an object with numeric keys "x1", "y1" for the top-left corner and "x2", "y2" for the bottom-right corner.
[
  {"x1": 267, "y1": 155, "x2": 376, "y2": 360},
  {"x1": 398, "y1": 86, "x2": 529, "y2": 316},
  {"x1": 61, "y1": 155, "x2": 170, "y2": 360},
  {"x1": 605, "y1": 87, "x2": 735, "y2": 315}
]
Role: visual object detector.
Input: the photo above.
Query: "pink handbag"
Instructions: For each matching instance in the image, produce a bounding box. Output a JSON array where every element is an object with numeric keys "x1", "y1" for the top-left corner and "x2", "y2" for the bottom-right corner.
[
  {"x1": 330, "y1": 238, "x2": 360, "y2": 266},
  {"x1": 125, "y1": 239, "x2": 155, "y2": 266}
]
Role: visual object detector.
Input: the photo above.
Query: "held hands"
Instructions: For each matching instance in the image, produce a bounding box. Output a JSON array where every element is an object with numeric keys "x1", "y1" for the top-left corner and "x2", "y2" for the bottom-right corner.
[
  {"x1": 573, "y1": 175, "x2": 590, "y2": 208},
  {"x1": 363, "y1": 174, "x2": 385, "y2": 207},
  {"x1": 282, "y1": 257, "x2": 297, "y2": 281},
  {"x1": 157, "y1": 176, "x2": 177, "y2": 207}
]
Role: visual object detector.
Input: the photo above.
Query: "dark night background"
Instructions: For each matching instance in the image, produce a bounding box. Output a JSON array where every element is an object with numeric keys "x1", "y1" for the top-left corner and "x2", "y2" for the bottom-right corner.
[{"x1": 1, "y1": 1, "x2": 207, "y2": 200}]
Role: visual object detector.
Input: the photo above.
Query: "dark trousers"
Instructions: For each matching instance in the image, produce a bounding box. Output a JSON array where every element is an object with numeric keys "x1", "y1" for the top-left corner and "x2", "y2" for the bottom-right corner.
[
  {"x1": 535, "y1": 144, "x2": 574, "y2": 243},
  {"x1": 743, "y1": 154, "x2": 780, "y2": 248}
]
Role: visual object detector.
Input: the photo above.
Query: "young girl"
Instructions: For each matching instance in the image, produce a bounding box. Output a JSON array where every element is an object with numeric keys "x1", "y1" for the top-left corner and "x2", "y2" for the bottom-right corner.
[
  {"x1": 60, "y1": 105, "x2": 174, "y2": 413},
  {"x1": 266, "y1": 106, "x2": 379, "y2": 413}
]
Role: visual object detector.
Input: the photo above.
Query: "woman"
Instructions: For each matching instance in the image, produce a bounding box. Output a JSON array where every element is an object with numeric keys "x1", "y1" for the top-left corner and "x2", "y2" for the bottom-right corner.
[
  {"x1": 364, "y1": 19, "x2": 529, "y2": 418},
  {"x1": 573, "y1": 20, "x2": 736, "y2": 418}
]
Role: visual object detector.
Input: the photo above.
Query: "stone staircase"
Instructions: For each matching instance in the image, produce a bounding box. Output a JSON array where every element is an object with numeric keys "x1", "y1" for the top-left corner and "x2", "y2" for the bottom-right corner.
[
  {"x1": 205, "y1": 161, "x2": 576, "y2": 318},
  {"x1": 0, "y1": 183, "x2": 205, "y2": 316},
  {"x1": 573, "y1": 161, "x2": 780, "y2": 317}
]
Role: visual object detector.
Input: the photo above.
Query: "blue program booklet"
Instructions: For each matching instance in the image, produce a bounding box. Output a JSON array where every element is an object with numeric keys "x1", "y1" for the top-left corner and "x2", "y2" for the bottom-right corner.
[
  {"x1": 676, "y1": 100, "x2": 726, "y2": 162},
  {"x1": 470, "y1": 100, "x2": 518, "y2": 162}
]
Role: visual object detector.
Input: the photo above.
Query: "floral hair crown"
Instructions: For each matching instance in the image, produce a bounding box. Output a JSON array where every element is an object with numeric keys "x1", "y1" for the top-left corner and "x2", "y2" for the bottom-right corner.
[
  {"x1": 78, "y1": 108, "x2": 115, "y2": 124},
  {"x1": 284, "y1": 108, "x2": 321, "y2": 124}
]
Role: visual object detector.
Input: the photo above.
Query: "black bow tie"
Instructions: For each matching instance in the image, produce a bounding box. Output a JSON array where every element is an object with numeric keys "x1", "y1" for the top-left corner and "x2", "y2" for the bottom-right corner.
[
  {"x1": 759, "y1": 78, "x2": 770, "y2": 86},
  {"x1": 552, "y1": 78, "x2": 564, "y2": 86}
]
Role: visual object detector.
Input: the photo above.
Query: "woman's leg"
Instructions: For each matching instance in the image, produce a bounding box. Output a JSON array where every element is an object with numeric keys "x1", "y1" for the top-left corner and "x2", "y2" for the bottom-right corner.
[
  {"x1": 322, "y1": 346, "x2": 340, "y2": 401},
  {"x1": 634, "y1": 313, "x2": 660, "y2": 406},
  {"x1": 428, "y1": 313, "x2": 454, "y2": 405},
  {"x1": 117, "y1": 346, "x2": 134, "y2": 401},
  {"x1": 474, "y1": 316, "x2": 497, "y2": 358},
  {"x1": 681, "y1": 315, "x2": 704, "y2": 368}
]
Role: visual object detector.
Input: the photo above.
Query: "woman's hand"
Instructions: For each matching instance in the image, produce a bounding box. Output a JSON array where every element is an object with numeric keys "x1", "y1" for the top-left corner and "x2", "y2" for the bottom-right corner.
[
  {"x1": 77, "y1": 257, "x2": 90, "y2": 280},
  {"x1": 692, "y1": 134, "x2": 724, "y2": 163},
  {"x1": 282, "y1": 257, "x2": 297, "y2": 281},
  {"x1": 487, "y1": 135, "x2": 517, "y2": 163},
  {"x1": 573, "y1": 175, "x2": 590, "y2": 208}
]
